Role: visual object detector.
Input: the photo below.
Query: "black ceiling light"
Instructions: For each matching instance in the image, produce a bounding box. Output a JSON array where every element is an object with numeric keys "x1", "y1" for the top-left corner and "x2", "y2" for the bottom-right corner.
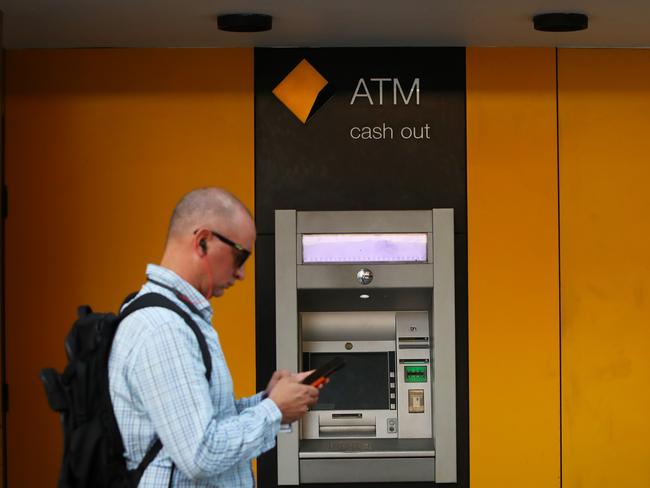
[
  {"x1": 217, "y1": 13, "x2": 272, "y2": 32},
  {"x1": 533, "y1": 13, "x2": 589, "y2": 32}
]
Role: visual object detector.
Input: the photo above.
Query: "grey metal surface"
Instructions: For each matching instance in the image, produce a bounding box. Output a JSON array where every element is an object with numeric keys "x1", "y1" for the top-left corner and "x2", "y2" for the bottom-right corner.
[
  {"x1": 432, "y1": 208, "x2": 457, "y2": 482},
  {"x1": 299, "y1": 458, "x2": 435, "y2": 483},
  {"x1": 297, "y1": 263, "x2": 433, "y2": 289},
  {"x1": 301, "y1": 311, "x2": 396, "y2": 341},
  {"x1": 396, "y1": 311, "x2": 431, "y2": 340},
  {"x1": 275, "y1": 210, "x2": 300, "y2": 485},
  {"x1": 297, "y1": 210, "x2": 433, "y2": 234}
]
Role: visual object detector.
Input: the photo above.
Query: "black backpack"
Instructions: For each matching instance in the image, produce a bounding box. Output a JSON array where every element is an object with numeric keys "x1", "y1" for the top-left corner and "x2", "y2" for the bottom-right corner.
[{"x1": 40, "y1": 292, "x2": 212, "y2": 488}]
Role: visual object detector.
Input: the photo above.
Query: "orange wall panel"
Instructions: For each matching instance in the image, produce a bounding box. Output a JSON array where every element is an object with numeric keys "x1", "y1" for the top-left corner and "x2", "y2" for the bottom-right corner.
[
  {"x1": 5, "y1": 48, "x2": 254, "y2": 486},
  {"x1": 466, "y1": 47, "x2": 560, "y2": 488},
  {"x1": 558, "y1": 48, "x2": 650, "y2": 488}
]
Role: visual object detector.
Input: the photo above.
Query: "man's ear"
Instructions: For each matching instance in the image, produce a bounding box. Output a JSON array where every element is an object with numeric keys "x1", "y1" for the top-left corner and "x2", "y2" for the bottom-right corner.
[{"x1": 193, "y1": 228, "x2": 210, "y2": 257}]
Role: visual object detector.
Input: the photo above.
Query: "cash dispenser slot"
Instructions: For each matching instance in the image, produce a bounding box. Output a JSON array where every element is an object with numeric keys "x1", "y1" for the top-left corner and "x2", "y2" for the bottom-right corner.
[{"x1": 319, "y1": 413, "x2": 377, "y2": 437}]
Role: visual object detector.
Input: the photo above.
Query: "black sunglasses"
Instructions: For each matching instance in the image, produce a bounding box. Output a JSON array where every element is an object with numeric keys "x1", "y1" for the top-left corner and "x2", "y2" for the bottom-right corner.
[{"x1": 194, "y1": 229, "x2": 251, "y2": 268}]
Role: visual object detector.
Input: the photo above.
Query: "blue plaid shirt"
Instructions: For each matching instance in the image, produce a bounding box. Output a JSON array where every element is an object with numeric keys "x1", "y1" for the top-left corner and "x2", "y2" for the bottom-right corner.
[{"x1": 109, "y1": 264, "x2": 282, "y2": 487}]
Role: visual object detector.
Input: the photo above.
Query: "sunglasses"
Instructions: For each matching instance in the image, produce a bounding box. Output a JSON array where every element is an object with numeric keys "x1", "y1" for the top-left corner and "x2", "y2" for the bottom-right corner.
[{"x1": 194, "y1": 229, "x2": 251, "y2": 268}]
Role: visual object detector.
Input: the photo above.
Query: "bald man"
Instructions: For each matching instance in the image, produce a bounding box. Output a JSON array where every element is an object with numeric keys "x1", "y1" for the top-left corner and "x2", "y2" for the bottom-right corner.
[{"x1": 108, "y1": 188, "x2": 318, "y2": 487}]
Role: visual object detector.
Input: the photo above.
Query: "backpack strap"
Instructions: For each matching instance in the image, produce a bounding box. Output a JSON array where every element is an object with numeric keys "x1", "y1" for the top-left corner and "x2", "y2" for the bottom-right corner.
[
  {"x1": 120, "y1": 292, "x2": 212, "y2": 381},
  {"x1": 119, "y1": 292, "x2": 213, "y2": 486}
]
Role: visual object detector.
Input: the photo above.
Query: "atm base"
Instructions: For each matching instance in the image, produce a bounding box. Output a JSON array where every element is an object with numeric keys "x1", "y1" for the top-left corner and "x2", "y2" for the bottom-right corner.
[{"x1": 299, "y1": 457, "x2": 435, "y2": 483}]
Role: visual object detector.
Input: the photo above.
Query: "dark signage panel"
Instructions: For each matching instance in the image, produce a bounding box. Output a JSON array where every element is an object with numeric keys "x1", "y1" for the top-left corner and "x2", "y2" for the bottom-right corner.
[{"x1": 255, "y1": 47, "x2": 467, "y2": 235}]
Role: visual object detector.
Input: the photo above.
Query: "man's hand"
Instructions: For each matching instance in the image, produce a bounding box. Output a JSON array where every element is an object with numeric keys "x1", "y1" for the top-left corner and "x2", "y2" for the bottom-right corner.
[
  {"x1": 265, "y1": 369, "x2": 291, "y2": 397},
  {"x1": 265, "y1": 369, "x2": 327, "y2": 396},
  {"x1": 269, "y1": 376, "x2": 319, "y2": 424},
  {"x1": 293, "y1": 370, "x2": 329, "y2": 388}
]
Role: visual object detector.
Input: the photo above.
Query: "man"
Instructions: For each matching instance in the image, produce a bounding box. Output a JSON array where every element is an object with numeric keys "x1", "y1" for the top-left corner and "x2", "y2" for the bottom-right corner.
[{"x1": 109, "y1": 187, "x2": 319, "y2": 486}]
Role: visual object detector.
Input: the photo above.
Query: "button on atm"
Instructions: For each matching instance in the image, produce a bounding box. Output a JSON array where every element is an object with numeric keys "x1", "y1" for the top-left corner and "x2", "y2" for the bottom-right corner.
[{"x1": 275, "y1": 210, "x2": 457, "y2": 485}]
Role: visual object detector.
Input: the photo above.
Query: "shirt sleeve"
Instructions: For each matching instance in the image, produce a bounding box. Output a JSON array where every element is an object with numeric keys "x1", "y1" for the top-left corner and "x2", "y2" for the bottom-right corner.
[
  {"x1": 130, "y1": 318, "x2": 282, "y2": 480},
  {"x1": 235, "y1": 391, "x2": 266, "y2": 412}
]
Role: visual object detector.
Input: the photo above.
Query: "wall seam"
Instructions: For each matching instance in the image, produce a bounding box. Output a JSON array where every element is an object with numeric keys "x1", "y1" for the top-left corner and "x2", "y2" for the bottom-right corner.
[
  {"x1": 555, "y1": 46, "x2": 563, "y2": 488},
  {"x1": 1, "y1": 42, "x2": 7, "y2": 488}
]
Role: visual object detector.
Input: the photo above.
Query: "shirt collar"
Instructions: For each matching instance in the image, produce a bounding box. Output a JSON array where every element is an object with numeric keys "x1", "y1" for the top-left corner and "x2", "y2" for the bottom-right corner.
[{"x1": 145, "y1": 263, "x2": 213, "y2": 321}]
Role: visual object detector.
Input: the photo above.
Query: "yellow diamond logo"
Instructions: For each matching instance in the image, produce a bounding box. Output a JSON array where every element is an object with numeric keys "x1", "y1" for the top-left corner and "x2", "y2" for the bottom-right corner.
[{"x1": 273, "y1": 59, "x2": 332, "y2": 124}]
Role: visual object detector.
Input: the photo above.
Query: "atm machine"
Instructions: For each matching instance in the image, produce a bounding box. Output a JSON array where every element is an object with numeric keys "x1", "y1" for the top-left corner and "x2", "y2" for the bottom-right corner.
[{"x1": 275, "y1": 210, "x2": 456, "y2": 484}]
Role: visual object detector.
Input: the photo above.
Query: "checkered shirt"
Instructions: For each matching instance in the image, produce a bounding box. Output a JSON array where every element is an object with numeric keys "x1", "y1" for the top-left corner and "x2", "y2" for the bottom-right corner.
[{"x1": 108, "y1": 264, "x2": 281, "y2": 487}]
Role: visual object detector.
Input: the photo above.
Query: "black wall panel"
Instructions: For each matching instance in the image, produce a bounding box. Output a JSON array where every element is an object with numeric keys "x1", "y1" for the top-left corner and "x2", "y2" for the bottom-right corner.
[{"x1": 254, "y1": 47, "x2": 468, "y2": 487}]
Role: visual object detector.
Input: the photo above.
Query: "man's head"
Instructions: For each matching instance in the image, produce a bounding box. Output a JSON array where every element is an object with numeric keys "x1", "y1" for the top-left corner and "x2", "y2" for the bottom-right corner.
[{"x1": 162, "y1": 188, "x2": 256, "y2": 299}]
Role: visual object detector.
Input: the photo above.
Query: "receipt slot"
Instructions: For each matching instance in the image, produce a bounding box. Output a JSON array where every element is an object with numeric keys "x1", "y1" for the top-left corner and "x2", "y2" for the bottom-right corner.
[{"x1": 275, "y1": 210, "x2": 456, "y2": 484}]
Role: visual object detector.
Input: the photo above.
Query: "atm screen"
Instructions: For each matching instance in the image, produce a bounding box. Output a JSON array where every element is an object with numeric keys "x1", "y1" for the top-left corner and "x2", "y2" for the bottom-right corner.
[
  {"x1": 306, "y1": 352, "x2": 390, "y2": 410},
  {"x1": 302, "y1": 233, "x2": 428, "y2": 263}
]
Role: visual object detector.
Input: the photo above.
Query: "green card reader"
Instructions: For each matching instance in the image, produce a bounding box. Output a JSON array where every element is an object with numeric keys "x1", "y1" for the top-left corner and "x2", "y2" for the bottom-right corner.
[{"x1": 404, "y1": 364, "x2": 428, "y2": 383}]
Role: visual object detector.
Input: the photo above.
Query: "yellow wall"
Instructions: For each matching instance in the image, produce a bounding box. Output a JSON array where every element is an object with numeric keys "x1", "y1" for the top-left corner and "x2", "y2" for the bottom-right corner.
[
  {"x1": 466, "y1": 48, "x2": 560, "y2": 488},
  {"x1": 4, "y1": 46, "x2": 650, "y2": 488},
  {"x1": 559, "y1": 49, "x2": 650, "y2": 488},
  {"x1": 4, "y1": 48, "x2": 254, "y2": 487},
  {"x1": 467, "y1": 47, "x2": 650, "y2": 488}
]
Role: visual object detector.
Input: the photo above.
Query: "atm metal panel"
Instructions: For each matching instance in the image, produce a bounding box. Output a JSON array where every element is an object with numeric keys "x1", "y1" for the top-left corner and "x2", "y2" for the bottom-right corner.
[
  {"x1": 275, "y1": 210, "x2": 300, "y2": 485},
  {"x1": 432, "y1": 208, "x2": 457, "y2": 482},
  {"x1": 275, "y1": 209, "x2": 457, "y2": 485},
  {"x1": 297, "y1": 210, "x2": 433, "y2": 234},
  {"x1": 299, "y1": 458, "x2": 435, "y2": 483},
  {"x1": 297, "y1": 263, "x2": 433, "y2": 289}
]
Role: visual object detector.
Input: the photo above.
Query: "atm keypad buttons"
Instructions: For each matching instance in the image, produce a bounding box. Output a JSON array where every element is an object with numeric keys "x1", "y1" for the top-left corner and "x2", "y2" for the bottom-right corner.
[
  {"x1": 388, "y1": 352, "x2": 397, "y2": 411},
  {"x1": 387, "y1": 418, "x2": 398, "y2": 433},
  {"x1": 408, "y1": 389, "x2": 425, "y2": 413}
]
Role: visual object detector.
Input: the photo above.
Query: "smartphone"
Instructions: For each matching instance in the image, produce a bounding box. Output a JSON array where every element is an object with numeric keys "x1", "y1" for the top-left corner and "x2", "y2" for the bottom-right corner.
[{"x1": 301, "y1": 356, "x2": 346, "y2": 387}]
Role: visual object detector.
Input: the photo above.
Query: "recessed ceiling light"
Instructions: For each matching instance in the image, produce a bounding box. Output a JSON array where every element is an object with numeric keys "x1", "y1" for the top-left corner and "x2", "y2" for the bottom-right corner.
[
  {"x1": 360, "y1": 294, "x2": 370, "y2": 299},
  {"x1": 533, "y1": 13, "x2": 588, "y2": 32},
  {"x1": 217, "y1": 13, "x2": 272, "y2": 33}
]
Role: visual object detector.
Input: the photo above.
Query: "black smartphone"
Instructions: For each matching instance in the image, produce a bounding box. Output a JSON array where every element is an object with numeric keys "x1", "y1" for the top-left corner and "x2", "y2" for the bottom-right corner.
[{"x1": 301, "y1": 356, "x2": 346, "y2": 387}]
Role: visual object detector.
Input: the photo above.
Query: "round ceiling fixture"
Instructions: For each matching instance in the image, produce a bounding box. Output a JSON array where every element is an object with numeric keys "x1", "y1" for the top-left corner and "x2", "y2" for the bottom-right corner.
[
  {"x1": 217, "y1": 13, "x2": 272, "y2": 32},
  {"x1": 533, "y1": 13, "x2": 588, "y2": 32}
]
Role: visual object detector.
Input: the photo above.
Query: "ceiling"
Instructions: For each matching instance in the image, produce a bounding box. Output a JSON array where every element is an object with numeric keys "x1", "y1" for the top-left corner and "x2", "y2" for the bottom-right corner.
[{"x1": 1, "y1": 0, "x2": 650, "y2": 49}]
